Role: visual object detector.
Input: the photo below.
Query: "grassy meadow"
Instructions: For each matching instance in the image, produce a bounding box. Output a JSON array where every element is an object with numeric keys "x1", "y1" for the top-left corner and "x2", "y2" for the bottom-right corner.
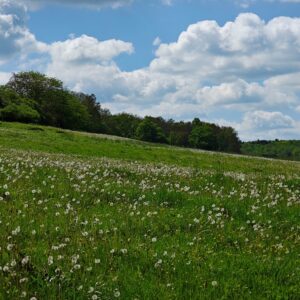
[{"x1": 0, "y1": 121, "x2": 299, "y2": 299}]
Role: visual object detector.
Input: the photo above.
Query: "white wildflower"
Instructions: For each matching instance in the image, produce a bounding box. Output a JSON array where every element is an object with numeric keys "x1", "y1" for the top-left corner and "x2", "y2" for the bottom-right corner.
[{"x1": 212, "y1": 281, "x2": 218, "y2": 287}]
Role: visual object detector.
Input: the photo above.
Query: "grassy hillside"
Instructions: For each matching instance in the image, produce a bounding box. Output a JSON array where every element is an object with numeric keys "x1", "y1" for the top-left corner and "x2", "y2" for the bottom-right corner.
[
  {"x1": 0, "y1": 122, "x2": 297, "y2": 174},
  {"x1": 0, "y1": 122, "x2": 299, "y2": 299}
]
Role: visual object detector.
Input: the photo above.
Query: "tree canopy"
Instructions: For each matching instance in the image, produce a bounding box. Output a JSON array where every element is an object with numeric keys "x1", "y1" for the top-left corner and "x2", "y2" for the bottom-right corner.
[{"x1": 136, "y1": 117, "x2": 167, "y2": 143}]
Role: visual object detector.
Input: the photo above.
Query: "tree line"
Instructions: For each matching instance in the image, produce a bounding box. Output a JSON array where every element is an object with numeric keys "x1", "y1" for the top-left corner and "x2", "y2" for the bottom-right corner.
[
  {"x1": 241, "y1": 140, "x2": 300, "y2": 161},
  {"x1": 0, "y1": 71, "x2": 241, "y2": 153}
]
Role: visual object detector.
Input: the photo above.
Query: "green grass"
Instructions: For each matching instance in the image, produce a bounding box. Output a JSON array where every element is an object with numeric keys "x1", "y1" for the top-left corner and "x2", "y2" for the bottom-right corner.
[
  {"x1": 0, "y1": 121, "x2": 299, "y2": 299},
  {"x1": 0, "y1": 121, "x2": 298, "y2": 175}
]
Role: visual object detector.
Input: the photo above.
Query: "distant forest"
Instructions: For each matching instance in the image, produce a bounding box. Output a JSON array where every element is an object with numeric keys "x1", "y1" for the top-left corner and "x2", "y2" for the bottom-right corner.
[
  {"x1": 241, "y1": 140, "x2": 300, "y2": 161},
  {"x1": 0, "y1": 71, "x2": 241, "y2": 153}
]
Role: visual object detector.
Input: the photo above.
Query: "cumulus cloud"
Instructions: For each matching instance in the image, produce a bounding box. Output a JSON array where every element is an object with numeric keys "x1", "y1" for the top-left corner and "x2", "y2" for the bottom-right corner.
[
  {"x1": 150, "y1": 13, "x2": 300, "y2": 80},
  {"x1": 46, "y1": 35, "x2": 134, "y2": 98},
  {"x1": 234, "y1": 111, "x2": 300, "y2": 140},
  {"x1": 242, "y1": 111, "x2": 295, "y2": 131},
  {"x1": 0, "y1": 0, "x2": 47, "y2": 65},
  {"x1": 49, "y1": 35, "x2": 134, "y2": 64}
]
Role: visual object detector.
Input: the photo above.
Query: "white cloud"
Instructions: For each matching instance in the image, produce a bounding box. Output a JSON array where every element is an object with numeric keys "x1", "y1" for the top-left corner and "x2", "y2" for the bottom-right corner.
[
  {"x1": 150, "y1": 13, "x2": 300, "y2": 80},
  {"x1": 217, "y1": 111, "x2": 300, "y2": 140},
  {"x1": 49, "y1": 35, "x2": 134, "y2": 64},
  {"x1": 236, "y1": 111, "x2": 300, "y2": 140},
  {"x1": 0, "y1": 71, "x2": 11, "y2": 84},
  {"x1": 153, "y1": 36, "x2": 162, "y2": 47},
  {"x1": 46, "y1": 35, "x2": 134, "y2": 98},
  {"x1": 241, "y1": 110, "x2": 295, "y2": 131},
  {"x1": 0, "y1": 0, "x2": 47, "y2": 64}
]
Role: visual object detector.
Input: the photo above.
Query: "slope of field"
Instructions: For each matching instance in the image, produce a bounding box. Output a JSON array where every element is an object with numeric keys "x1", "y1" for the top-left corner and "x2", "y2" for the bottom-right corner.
[{"x1": 0, "y1": 122, "x2": 299, "y2": 299}]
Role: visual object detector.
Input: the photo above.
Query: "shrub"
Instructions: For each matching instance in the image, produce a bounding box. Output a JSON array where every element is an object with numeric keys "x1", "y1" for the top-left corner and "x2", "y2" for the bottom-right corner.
[{"x1": 0, "y1": 103, "x2": 40, "y2": 123}]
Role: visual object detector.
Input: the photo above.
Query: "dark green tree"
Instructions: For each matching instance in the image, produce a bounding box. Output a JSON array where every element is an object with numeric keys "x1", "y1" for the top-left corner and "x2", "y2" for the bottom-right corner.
[
  {"x1": 7, "y1": 71, "x2": 63, "y2": 102},
  {"x1": 75, "y1": 93, "x2": 107, "y2": 133},
  {"x1": 109, "y1": 113, "x2": 142, "y2": 138},
  {"x1": 217, "y1": 127, "x2": 241, "y2": 153},
  {"x1": 136, "y1": 117, "x2": 167, "y2": 143},
  {"x1": 188, "y1": 123, "x2": 217, "y2": 150},
  {"x1": 40, "y1": 89, "x2": 90, "y2": 130}
]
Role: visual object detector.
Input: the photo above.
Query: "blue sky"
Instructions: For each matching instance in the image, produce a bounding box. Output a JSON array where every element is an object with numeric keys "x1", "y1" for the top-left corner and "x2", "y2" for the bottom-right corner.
[{"x1": 1, "y1": 0, "x2": 300, "y2": 140}]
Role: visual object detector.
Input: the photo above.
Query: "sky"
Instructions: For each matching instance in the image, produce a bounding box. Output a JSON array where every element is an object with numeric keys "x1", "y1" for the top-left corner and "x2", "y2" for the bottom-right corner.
[{"x1": 0, "y1": 0, "x2": 300, "y2": 140}]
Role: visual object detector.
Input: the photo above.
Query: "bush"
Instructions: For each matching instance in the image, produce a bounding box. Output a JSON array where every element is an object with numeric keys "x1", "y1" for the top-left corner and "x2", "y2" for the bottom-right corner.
[{"x1": 0, "y1": 103, "x2": 40, "y2": 123}]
